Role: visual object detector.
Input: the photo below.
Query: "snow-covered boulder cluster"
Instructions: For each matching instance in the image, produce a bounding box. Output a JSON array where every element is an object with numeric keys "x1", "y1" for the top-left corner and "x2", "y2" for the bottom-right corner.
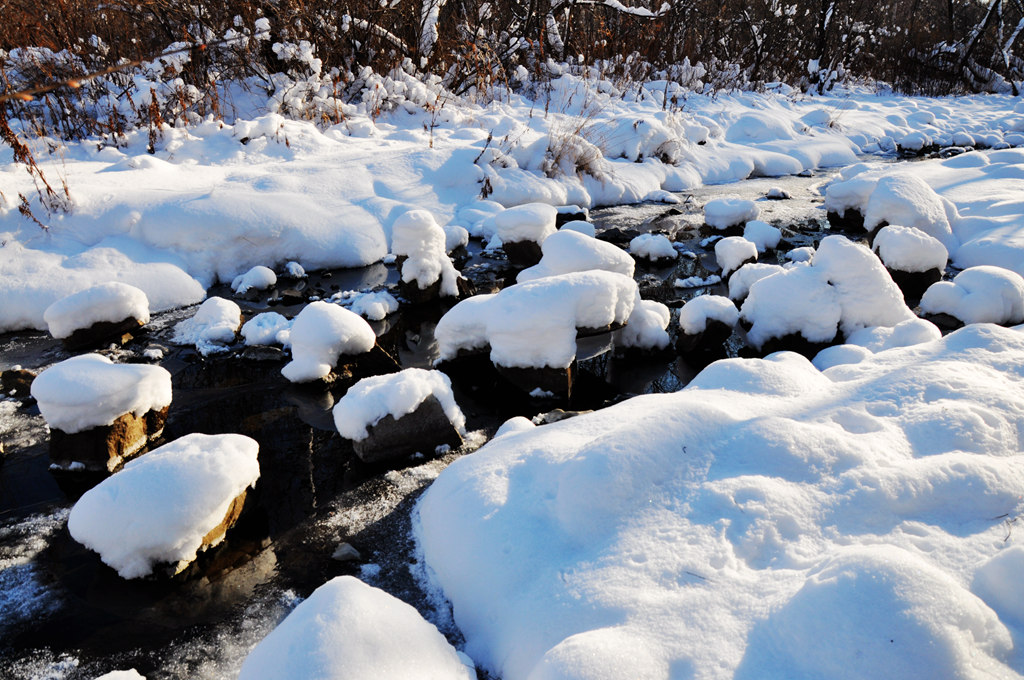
[{"x1": 418, "y1": 324, "x2": 1024, "y2": 680}]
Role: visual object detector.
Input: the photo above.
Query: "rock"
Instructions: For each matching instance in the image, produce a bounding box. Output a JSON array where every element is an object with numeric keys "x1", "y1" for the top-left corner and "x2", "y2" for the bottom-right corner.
[
  {"x1": 49, "y1": 405, "x2": 169, "y2": 473},
  {"x1": 598, "y1": 227, "x2": 643, "y2": 245},
  {"x1": 62, "y1": 316, "x2": 146, "y2": 351},
  {"x1": 399, "y1": 278, "x2": 442, "y2": 305},
  {"x1": 332, "y1": 542, "x2": 362, "y2": 562},
  {"x1": 676, "y1": 318, "x2": 735, "y2": 355},
  {"x1": 352, "y1": 395, "x2": 463, "y2": 464},
  {"x1": 1, "y1": 368, "x2": 36, "y2": 397},
  {"x1": 555, "y1": 208, "x2": 588, "y2": 227},
  {"x1": 921, "y1": 312, "x2": 963, "y2": 332},
  {"x1": 495, "y1": 362, "x2": 576, "y2": 398},
  {"x1": 753, "y1": 331, "x2": 839, "y2": 359},
  {"x1": 502, "y1": 239, "x2": 544, "y2": 268},
  {"x1": 827, "y1": 209, "x2": 867, "y2": 235},
  {"x1": 886, "y1": 267, "x2": 943, "y2": 306}
]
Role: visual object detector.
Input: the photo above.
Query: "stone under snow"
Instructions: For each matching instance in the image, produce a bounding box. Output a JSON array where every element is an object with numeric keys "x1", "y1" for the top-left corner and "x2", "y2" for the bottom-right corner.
[
  {"x1": 920, "y1": 266, "x2": 1024, "y2": 325},
  {"x1": 517, "y1": 229, "x2": 634, "y2": 283},
  {"x1": 616, "y1": 300, "x2": 671, "y2": 350},
  {"x1": 281, "y1": 301, "x2": 377, "y2": 383},
  {"x1": 678, "y1": 295, "x2": 740, "y2": 335},
  {"x1": 628, "y1": 233, "x2": 678, "y2": 261},
  {"x1": 31, "y1": 354, "x2": 172, "y2": 434},
  {"x1": 231, "y1": 265, "x2": 277, "y2": 294},
  {"x1": 436, "y1": 270, "x2": 640, "y2": 369},
  {"x1": 172, "y1": 297, "x2": 242, "y2": 355},
  {"x1": 715, "y1": 236, "x2": 758, "y2": 277},
  {"x1": 391, "y1": 209, "x2": 461, "y2": 296},
  {"x1": 238, "y1": 576, "x2": 474, "y2": 680},
  {"x1": 873, "y1": 225, "x2": 948, "y2": 272},
  {"x1": 743, "y1": 220, "x2": 782, "y2": 252},
  {"x1": 43, "y1": 282, "x2": 150, "y2": 340},
  {"x1": 863, "y1": 174, "x2": 959, "y2": 251},
  {"x1": 704, "y1": 197, "x2": 760, "y2": 230},
  {"x1": 486, "y1": 203, "x2": 558, "y2": 245},
  {"x1": 68, "y1": 433, "x2": 260, "y2": 579}
]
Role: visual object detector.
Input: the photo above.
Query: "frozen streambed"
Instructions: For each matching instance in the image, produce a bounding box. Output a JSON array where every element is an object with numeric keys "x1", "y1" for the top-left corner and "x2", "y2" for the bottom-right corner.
[{"x1": 0, "y1": 161, "x2": 1003, "y2": 680}]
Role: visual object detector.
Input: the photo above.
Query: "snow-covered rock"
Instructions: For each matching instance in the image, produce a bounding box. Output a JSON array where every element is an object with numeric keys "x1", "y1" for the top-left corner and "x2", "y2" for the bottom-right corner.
[
  {"x1": 558, "y1": 220, "x2": 597, "y2": 238},
  {"x1": 728, "y1": 263, "x2": 785, "y2": 302},
  {"x1": 863, "y1": 174, "x2": 959, "y2": 251},
  {"x1": 678, "y1": 295, "x2": 740, "y2": 335},
  {"x1": 436, "y1": 271, "x2": 640, "y2": 369},
  {"x1": 743, "y1": 221, "x2": 782, "y2": 252},
  {"x1": 281, "y1": 301, "x2": 377, "y2": 383},
  {"x1": 68, "y1": 433, "x2": 260, "y2": 578},
  {"x1": 391, "y1": 210, "x2": 461, "y2": 298},
  {"x1": 715, "y1": 236, "x2": 758, "y2": 278},
  {"x1": 628, "y1": 233, "x2": 678, "y2": 262},
  {"x1": 418, "y1": 324, "x2": 1024, "y2": 680},
  {"x1": 704, "y1": 197, "x2": 759, "y2": 230},
  {"x1": 617, "y1": 300, "x2": 671, "y2": 351},
  {"x1": 487, "y1": 203, "x2": 558, "y2": 245},
  {"x1": 43, "y1": 282, "x2": 150, "y2": 340},
  {"x1": 920, "y1": 266, "x2": 1024, "y2": 325},
  {"x1": 347, "y1": 290, "x2": 399, "y2": 321},
  {"x1": 172, "y1": 297, "x2": 242, "y2": 355},
  {"x1": 94, "y1": 671, "x2": 146, "y2": 680},
  {"x1": 31, "y1": 354, "x2": 171, "y2": 434},
  {"x1": 238, "y1": 576, "x2": 475, "y2": 680},
  {"x1": 873, "y1": 225, "x2": 948, "y2": 272},
  {"x1": 517, "y1": 229, "x2": 634, "y2": 283},
  {"x1": 231, "y1": 266, "x2": 277, "y2": 294},
  {"x1": 241, "y1": 312, "x2": 293, "y2": 346}
]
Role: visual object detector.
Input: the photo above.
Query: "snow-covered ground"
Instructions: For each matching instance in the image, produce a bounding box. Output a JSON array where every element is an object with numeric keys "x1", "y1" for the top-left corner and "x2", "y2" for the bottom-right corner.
[{"x1": 7, "y1": 69, "x2": 1024, "y2": 680}]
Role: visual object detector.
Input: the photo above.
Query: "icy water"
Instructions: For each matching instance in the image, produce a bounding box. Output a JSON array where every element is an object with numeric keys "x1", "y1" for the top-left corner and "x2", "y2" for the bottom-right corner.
[{"x1": 0, "y1": 169, "x2": 849, "y2": 680}]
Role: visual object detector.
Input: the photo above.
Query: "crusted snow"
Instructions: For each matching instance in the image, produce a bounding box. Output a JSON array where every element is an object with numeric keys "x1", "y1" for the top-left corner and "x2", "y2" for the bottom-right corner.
[
  {"x1": 30, "y1": 354, "x2": 171, "y2": 433},
  {"x1": 281, "y1": 301, "x2": 377, "y2": 383},
  {"x1": 68, "y1": 433, "x2": 260, "y2": 578},
  {"x1": 332, "y1": 368, "x2": 466, "y2": 441},
  {"x1": 43, "y1": 282, "x2": 150, "y2": 339}
]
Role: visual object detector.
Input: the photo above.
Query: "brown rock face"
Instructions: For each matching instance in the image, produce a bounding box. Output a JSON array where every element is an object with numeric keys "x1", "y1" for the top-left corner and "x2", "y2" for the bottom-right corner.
[
  {"x1": 61, "y1": 316, "x2": 146, "y2": 351},
  {"x1": 1, "y1": 368, "x2": 36, "y2": 397},
  {"x1": 352, "y1": 395, "x2": 463, "y2": 464},
  {"x1": 49, "y1": 405, "x2": 169, "y2": 472}
]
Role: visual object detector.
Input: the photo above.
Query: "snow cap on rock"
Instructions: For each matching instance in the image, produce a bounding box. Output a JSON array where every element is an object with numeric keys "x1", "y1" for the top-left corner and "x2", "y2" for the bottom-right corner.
[
  {"x1": 333, "y1": 368, "x2": 465, "y2": 441},
  {"x1": 281, "y1": 301, "x2": 376, "y2": 382},
  {"x1": 518, "y1": 229, "x2": 635, "y2": 283},
  {"x1": 920, "y1": 266, "x2": 1024, "y2": 325},
  {"x1": 679, "y1": 295, "x2": 739, "y2": 335},
  {"x1": 44, "y1": 282, "x2": 150, "y2": 339},
  {"x1": 873, "y1": 225, "x2": 948, "y2": 273},
  {"x1": 704, "y1": 197, "x2": 760, "y2": 230}
]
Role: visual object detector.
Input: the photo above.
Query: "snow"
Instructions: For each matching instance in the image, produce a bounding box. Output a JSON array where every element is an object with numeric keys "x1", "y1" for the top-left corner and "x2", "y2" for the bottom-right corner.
[
  {"x1": 94, "y1": 671, "x2": 146, "y2": 680},
  {"x1": 231, "y1": 266, "x2": 277, "y2": 294},
  {"x1": 920, "y1": 266, "x2": 1024, "y2": 325},
  {"x1": 628, "y1": 233, "x2": 678, "y2": 261},
  {"x1": 728, "y1": 263, "x2": 785, "y2": 302},
  {"x1": 418, "y1": 324, "x2": 1024, "y2": 680},
  {"x1": 237, "y1": 576, "x2": 474, "y2": 680},
  {"x1": 346, "y1": 290, "x2": 400, "y2": 321},
  {"x1": 714, "y1": 236, "x2": 758, "y2": 277},
  {"x1": 332, "y1": 368, "x2": 466, "y2": 441},
  {"x1": 485, "y1": 203, "x2": 558, "y2": 244},
  {"x1": 675, "y1": 274, "x2": 722, "y2": 289},
  {"x1": 436, "y1": 271, "x2": 639, "y2": 369},
  {"x1": 43, "y1": 282, "x2": 150, "y2": 339},
  {"x1": 68, "y1": 432, "x2": 260, "y2": 578},
  {"x1": 284, "y1": 261, "x2": 306, "y2": 278},
  {"x1": 517, "y1": 229, "x2": 634, "y2": 283},
  {"x1": 872, "y1": 225, "x2": 949, "y2": 272},
  {"x1": 863, "y1": 174, "x2": 959, "y2": 251},
  {"x1": 241, "y1": 312, "x2": 293, "y2": 346},
  {"x1": 678, "y1": 295, "x2": 740, "y2": 335},
  {"x1": 742, "y1": 221, "x2": 782, "y2": 252},
  {"x1": 558, "y1": 220, "x2": 596, "y2": 237},
  {"x1": 172, "y1": 297, "x2": 242, "y2": 355},
  {"x1": 30, "y1": 353, "x2": 171, "y2": 433},
  {"x1": 704, "y1": 197, "x2": 759, "y2": 230},
  {"x1": 391, "y1": 209, "x2": 461, "y2": 296},
  {"x1": 281, "y1": 301, "x2": 377, "y2": 383},
  {"x1": 617, "y1": 300, "x2": 671, "y2": 350},
  {"x1": 786, "y1": 246, "x2": 815, "y2": 263}
]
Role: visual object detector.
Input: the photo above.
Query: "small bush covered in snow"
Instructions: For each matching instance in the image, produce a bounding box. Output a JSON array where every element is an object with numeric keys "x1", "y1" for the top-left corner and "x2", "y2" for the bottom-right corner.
[
  {"x1": 31, "y1": 354, "x2": 172, "y2": 434},
  {"x1": 517, "y1": 229, "x2": 634, "y2": 283},
  {"x1": 920, "y1": 266, "x2": 1024, "y2": 325},
  {"x1": 68, "y1": 433, "x2": 260, "y2": 578},
  {"x1": 43, "y1": 283, "x2": 150, "y2": 339},
  {"x1": 281, "y1": 301, "x2": 376, "y2": 383},
  {"x1": 333, "y1": 368, "x2": 465, "y2": 441}
]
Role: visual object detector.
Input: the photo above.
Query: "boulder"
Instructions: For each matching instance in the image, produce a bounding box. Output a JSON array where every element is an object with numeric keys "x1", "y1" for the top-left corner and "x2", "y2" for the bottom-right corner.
[
  {"x1": 1, "y1": 368, "x2": 36, "y2": 397},
  {"x1": 62, "y1": 317, "x2": 146, "y2": 351},
  {"x1": 49, "y1": 405, "x2": 169, "y2": 472},
  {"x1": 352, "y1": 395, "x2": 463, "y2": 464},
  {"x1": 502, "y1": 239, "x2": 545, "y2": 268},
  {"x1": 827, "y1": 209, "x2": 867, "y2": 235},
  {"x1": 886, "y1": 267, "x2": 943, "y2": 306}
]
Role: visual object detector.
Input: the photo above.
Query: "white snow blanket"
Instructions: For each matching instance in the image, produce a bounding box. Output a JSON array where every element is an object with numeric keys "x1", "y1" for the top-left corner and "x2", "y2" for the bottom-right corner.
[
  {"x1": 418, "y1": 324, "x2": 1024, "y2": 680},
  {"x1": 31, "y1": 353, "x2": 171, "y2": 433},
  {"x1": 238, "y1": 576, "x2": 474, "y2": 680},
  {"x1": 68, "y1": 433, "x2": 260, "y2": 578}
]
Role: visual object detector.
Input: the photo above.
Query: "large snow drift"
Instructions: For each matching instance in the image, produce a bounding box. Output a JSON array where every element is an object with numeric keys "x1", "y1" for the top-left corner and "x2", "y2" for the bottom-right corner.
[
  {"x1": 418, "y1": 324, "x2": 1024, "y2": 680},
  {"x1": 238, "y1": 576, "x2": 474, "y2": 680},
  {"x1": 68, "y1": 433, "x2": 260, "y2": 578}
]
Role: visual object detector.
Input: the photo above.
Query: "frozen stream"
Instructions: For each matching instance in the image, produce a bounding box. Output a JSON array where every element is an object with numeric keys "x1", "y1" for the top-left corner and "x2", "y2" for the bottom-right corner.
[{"x1": 0, "y1": 166, "x2": 890, "y2": 680}]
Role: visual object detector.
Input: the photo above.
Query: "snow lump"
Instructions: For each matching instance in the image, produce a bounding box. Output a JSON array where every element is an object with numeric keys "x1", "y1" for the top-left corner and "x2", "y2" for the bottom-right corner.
[
  {"x1": 43, "y1": 282, "x2": 150, "y2": 340},
  {"x1": 920, "y1": 266, "x2": 1024, "y2": 325}
]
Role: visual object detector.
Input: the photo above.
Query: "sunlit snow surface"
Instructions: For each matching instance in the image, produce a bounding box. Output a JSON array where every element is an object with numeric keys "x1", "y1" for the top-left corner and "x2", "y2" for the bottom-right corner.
[{"x1": 419, "y1": 324, "x2": 1024, "y2": 680}]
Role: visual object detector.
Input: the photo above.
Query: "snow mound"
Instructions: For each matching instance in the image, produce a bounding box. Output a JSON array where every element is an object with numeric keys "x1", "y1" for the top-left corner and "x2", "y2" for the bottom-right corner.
[
  {"x1": 617, "y1": 300, "x2": 671, "y2": 350},
  {"x1": 418, "y1": 324, "x2": 1024, "y2": 680},
  {"x1": 31, "y1": 354, "x2": 172, "y2": 433},
  {"x1": 628, "y1": 233, "x2": 678, "y2": 261},
  {"x1": 786, "y1": 246, "x2": 815, "y2": 263},
  {"x1": 559, "y1": 220, "x2": 596, "y2": 237},
  {"x1": 43, "y1": 282, "x2": 150, "y2": 339},
  {"x1": 704, "y1": 197, "x2": 760, "y2": 230},
  {"x1": 333, "y1": 368, "x2": 465, "y2": 441},
  {"x1": 172, "y1": 297, "x2": 241, "y2": 355},
  {"x1": 231, "y1": 266, "x2": 277, "y2": 294},
  {"x1": 68, "y1": 433, "x2": 259, "y2": 578},
  {"x1": 863, "y1": 174, "x2": 959, "y2": 251},
  {"x1": 728, "y1": 263, "x2": 785, "y2": 302},
  {"x1": 238, "y1": 576, "x2": 475, "y2": 680},
  {"x1": 973, "y1": 546, "x2": 1024, "y2": 626},
  {"x1": 742, "y1": 221, "x2": 782, "y2": 252},
  {"x1": 517, "y1": 230, "x2": 634, "y2": 283},
  {"x1": 347, "y1": 290, "x2": 399, "y2": 321},
  {"x1": 436, "y1": 271, "x2": 640, "y2": 369},
  {"x1": 281, "y1": 301, "x2": 376, "y2": 383},
  {"x1": 488, "y1": 203, "x2": 557, "y2": 244},
  {"x1": 715, "y1": 236, "x2": 758, "y2": 277},
  {"x1": 94, "y1": 670, "x2": 146, "y2": 680},
  {"x1": 392, "y1": 210, "x2": 461, "y2": 296},
  {"x1": 679, "y1": 295, "x2": 739, "y2": 334},
  {"x1": 241, "y1": 312, "x2": 293, "y2": 346},
  {"x1": 873, "y1": 225, "x2": 948, "y2": 272},
  {"x1": 920, "y1": 266, "x2": 1024, "y2": 325}
]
